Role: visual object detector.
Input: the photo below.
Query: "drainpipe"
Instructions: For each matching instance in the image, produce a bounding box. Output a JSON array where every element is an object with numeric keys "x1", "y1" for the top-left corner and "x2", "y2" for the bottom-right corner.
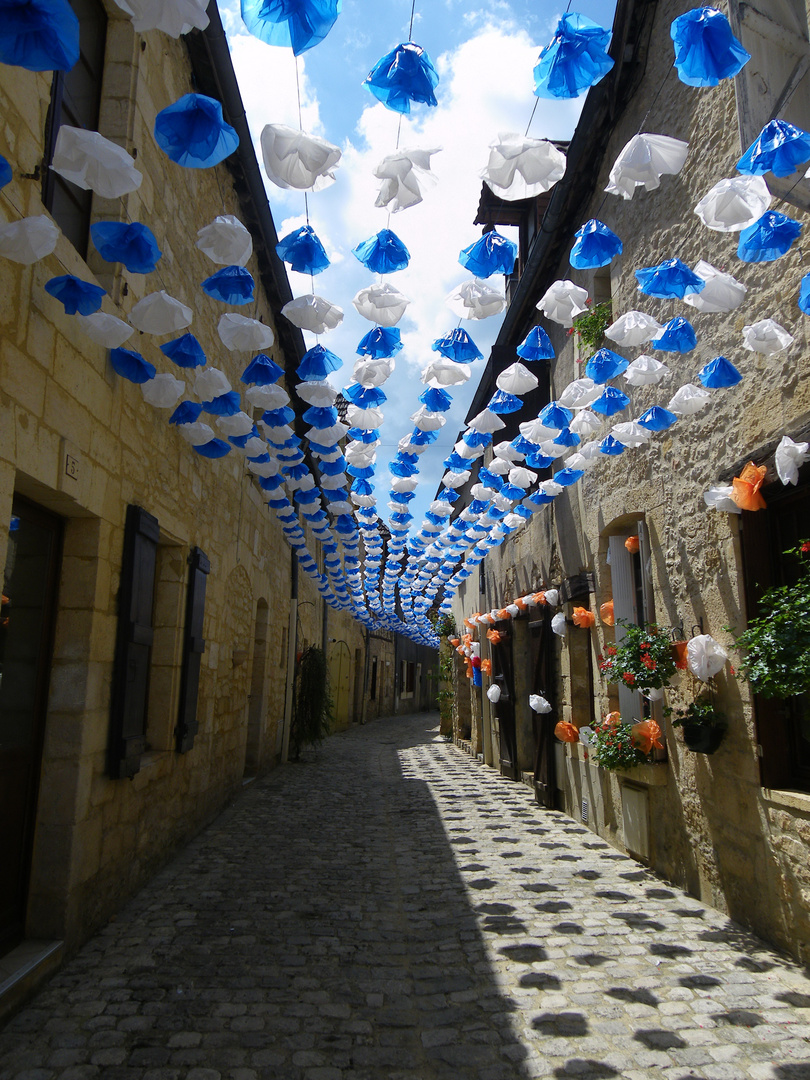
[{"x1": 281, "y1": 553, "x2": 298, "y2": 764}]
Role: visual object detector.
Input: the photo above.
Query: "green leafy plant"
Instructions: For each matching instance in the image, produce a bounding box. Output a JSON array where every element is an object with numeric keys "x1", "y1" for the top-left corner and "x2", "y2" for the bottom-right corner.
[
  {"x1": 671, "y1": 695, "x2": 725, "y2": 729},
  {"x1": 569, "y1": 299, "x2": 612, "y2": 356},
  {"x1": 598, "y1": 621, "x2": 677, "y2": 692},
  {"x1": 590, "y1": 717, "x2": 650, "y2": 770},
  {"x1": 290, "y1": 646, "x2": 333, "y2": 760},
  {"x1": 732, "y1": 542, "x2": 810, "y2": 699},
  {"x1": 435, "y1": 613, "x2": 457, "y2": 638}
]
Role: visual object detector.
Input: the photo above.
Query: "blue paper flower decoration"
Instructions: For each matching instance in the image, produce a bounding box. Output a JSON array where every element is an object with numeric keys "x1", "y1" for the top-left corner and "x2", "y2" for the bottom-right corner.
[
  {"x1": 737, "y1": 211, "x2": 801, "y2": 262},
  {"x1": 459, "y1": 230, "x2": 517, "y2": 278},
  {"x1": 488, "y1": 391, "x2": 522, "y2": 415},
  {"x1": 599, "y1": 434, "x2": 625, "y2": 455},
  {"x1": 0, "y1": 154, "x2": 11, "y2": 188},
  {"x1": 194, "y1": 439, "x2": 232, "y2": 459},
  {"x1": 585, "y1": 348, "x2": 629, "y2": 383},
  {"x1": 160, "y1": 333, "x2": 207, "y2": 369},
  {"x1": 553, "y1": 427, "x2": 580, "y2": 447},
  {"x1": 651, "y1": 316, "x2": 697, "y2": 353},
  {"x1": 0, "y1": 0, "x2": 79, "y2": 71},
  {"x1": 264, "y1": 406, "x2": 297, "y2": 426},
  {"x1": 525, "y1": 450, "x2": 554, "y2": 470},
  {"x1": 420, "y1": 387, "x2": 452, "y2": 411},
  {"x1": 276, "y1": 224, "x2": 330, "y2": 275},
  {"x1": 592, "y1": 387, "x2": 630, "y2": 416},
  {"x1": 511, "y1": 435, "x2": 537, "y2": 455},
  {"x1": 297, "y1": 344, "x2": 342, "y2": 381},
  {"x1": 637, "y1": 406, "x2": 677, "y2": 431},
  {"x1": 364, "y1": 42, "x2": 439, "y2": 114},
  {"x1": 352, "y1": 478, "x2": 374, "y2": 495},
  {"x1": 242, "y1": 353, "x2": 284, "y2": 384},
  {"x1": 303, "y1": 405, "x2": 337, "y2": 428},
  {"x1": 202, "y1": 266, "x2": 255, "y2": 305},
  {"x1": 443, "y1": 451, "x2": 469, "y2": 470},
  {"x1": 344, "y1": 383, "x2": 387, "y2": 408},
  {"x1": 527, "y1": 490, "x2": 555, "y2": 507},
  {"x1": 320, "y1": 456, "x2": 346, "y2": 475},
  {"x1": 90, "y1": 221, "x2": 162, "y2": 274},
  {"x1": 230, "y1": 428, "x2": 261, "y2": 448},
  {"x1": 533, "y1": 13, "x2": 614, "y2": 99},
  {"x1": 737, "y1": 119, "x2": 810, "y2": 178},
  {"x1": 241, "y1": 0, "x2": 341, "y2": 55},
  {"x1": 353, "y1": 229, "x2": 410, "y2": 274},
  {"x1": 357, "y1": 326, "x2": 402, "y2": 358},
  {"x1": 463, "y1": 430, "x2": 492, "y2": 448},
  {"x1": 799, "y1": 273, "x2": 810, "y2": 315},
  {"x1": 347, "y1": 426, "x2": 381, "y2": 442},
  {"x1": 569, "y1": 219, "x2": 622, "y2": 270},
  {"x1": 110, "y1": 348, "x2": 156, "y2": 384},
  {"x1": 539, "y1": 402, "x2": 574, "y2": 429},
  {"x1": 671, "y1": 7, "x2": 750, "y2": 87},
  {"x1": 44, "y1": 275, "x2": 105, "y2": 316},
  {"x1": 478, "y1": 467, "x2": 503, "y2": 490},
  {"x1": 202, "y1": 391, "x2": 242, "y2": 416},
  {"x1": 154, "y1": 94, "x2": 239, "y2": 169},
  {"x1": 432, "y1": 327, "x2": 483, "y2": 362},
  {"x1": 170, "y1": 401, "x2": 204, "y2": 425},
  {"x1": 698, "y1": 356, "x2": 742, "y2": 389},
  {"x1": 517, "y1": 325, "x2": 555, "y2": 361},
  {"x1": 554, "y1": 468, "x2": 584, "y2": 487},
  {"x1": 635, "y1": 257, "x2": 706, "y2": 299}
]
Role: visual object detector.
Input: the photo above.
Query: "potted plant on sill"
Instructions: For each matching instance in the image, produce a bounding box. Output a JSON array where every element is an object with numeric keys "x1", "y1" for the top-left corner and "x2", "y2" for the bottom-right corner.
[
  {"x1": 672, "y1": 695, "x2": 726, "y2": 754},
  {"x1": 587, "y1": 712, "x2": 663, "y2": 771},
  {"x1": 599, "y1": 621, "x2": 677, "y2": 695}
]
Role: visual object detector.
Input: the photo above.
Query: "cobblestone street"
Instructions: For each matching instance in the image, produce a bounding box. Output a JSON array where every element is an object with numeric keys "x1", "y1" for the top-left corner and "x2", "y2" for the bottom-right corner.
[{"x1": 2, "y1": 712, "x2": 810, "y2": 1080}]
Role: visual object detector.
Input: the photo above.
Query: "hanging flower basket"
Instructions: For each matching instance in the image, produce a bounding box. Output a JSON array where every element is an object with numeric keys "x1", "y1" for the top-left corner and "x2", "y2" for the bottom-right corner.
[
  {"x1": 599, "y1": 621, "x2": 677, "y2": 692},
  {"x1": 672, "y1": 696, "x2": 727, "y2": 754}
]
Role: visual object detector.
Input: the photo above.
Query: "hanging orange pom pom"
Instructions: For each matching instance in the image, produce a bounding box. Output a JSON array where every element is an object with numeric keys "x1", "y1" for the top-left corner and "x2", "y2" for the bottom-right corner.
[
  {"x1": 515, "y1": 598, "x2": 528, "y2": 612},
  {"x1": 448, "y1": 636, "x2": 460, "y2": 647},
  {"x1": 486, "y1": 628, "x2": 505, "y2": 644},
  {"x1": 572, "y1": 606, "x2": 596, "y2": 628},
  {"x1": 533, "y1": 591, "x2": 547, "y2": 605},
  {"x1": 481, "y1": 659, "x2": 492, "y2": 676},
  {"x1": 555, "y1": 721, "x2": 580, "y2": 743},
  {"x1": 599, "y1": 600, "x2": 615, "y2": 625},
  {"x1": 497, "y1": 607, "x2": 512, "y2": 620},
  {"x1": 671, "y1": 641, "x2": 688, "y2": 669},
  {"x1": 604, "y1": 711, "x2": 622, "y2": 728},
  {"x1": 625, "y1": 535, "x2": 640, "y2": 554},
  {"x1": 731, "y1": 461, "x2": 767, "y2": 511},
  {"x1": 631, "y1": 719, "x2": 663, "y2": 754}
]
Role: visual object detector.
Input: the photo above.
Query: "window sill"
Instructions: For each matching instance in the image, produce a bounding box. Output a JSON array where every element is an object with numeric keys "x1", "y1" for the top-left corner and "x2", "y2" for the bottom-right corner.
[
  {"x1": 762, "y1": 788, "x2": 810, "y2": 814},
  {"x1": 560, "y1": 743, "x2": 668, "y2": 786}
]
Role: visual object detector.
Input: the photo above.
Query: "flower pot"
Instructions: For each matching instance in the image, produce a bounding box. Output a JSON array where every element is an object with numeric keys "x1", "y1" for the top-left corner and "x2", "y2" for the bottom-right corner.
[
  {"x1": 671, "y1": 641, "x2": 688, "y2": 670},
  {"x1": 682, "y1": 722, "x2": 725, "y2": 754}
]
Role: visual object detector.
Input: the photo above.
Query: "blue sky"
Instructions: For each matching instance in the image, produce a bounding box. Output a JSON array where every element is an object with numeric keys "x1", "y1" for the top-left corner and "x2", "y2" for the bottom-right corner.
[{"x1": 218, "y1": 0, "x2": 618, "y2": 525}]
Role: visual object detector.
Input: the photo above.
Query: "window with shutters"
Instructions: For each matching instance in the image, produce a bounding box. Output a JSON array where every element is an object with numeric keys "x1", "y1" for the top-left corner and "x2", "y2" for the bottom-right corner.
[
  {"x1": 42, "y1": 0, "x2": 108, "y2": 258},
  {"x1": 144, "y1": 540, "x2": 186, "y2": 754},
  {"x1": 729, "y1": 0, "x2": 810, "y2": 212},
  {"x1": 604, "y1": 520, "x2": 655, "y2": 726}
]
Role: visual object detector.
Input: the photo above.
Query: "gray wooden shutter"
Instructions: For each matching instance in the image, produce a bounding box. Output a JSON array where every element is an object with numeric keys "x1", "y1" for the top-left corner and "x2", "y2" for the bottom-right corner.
[
  {"x1": 109, "y1": 505, "x2": 159, "y2": 779},
  {"x1": 608, "y1": 535, "x2": 643, "y2": 723},
  {"x1": 176, "y1": 547, "x2": 210, "y2": 754}
]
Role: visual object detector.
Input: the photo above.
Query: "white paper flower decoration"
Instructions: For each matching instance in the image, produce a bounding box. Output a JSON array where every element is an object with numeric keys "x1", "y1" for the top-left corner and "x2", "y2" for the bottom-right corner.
[
  {"x1": 246, "y1": 384, "x2": 289, "y2": 410},
  {"x1": 51, "y1": 126, "x2": 142, "y2": 198},
  {"x1": 282, "y1": 293, "x2": 343, "y2": 333},
  {"x1": 296, "y1": 382, "x2": 336, "y2": 406},
  {"x1": 605, "y1": 310, "x2": 662, "y2": 346},
  {"x1": 558, "y1": 377, "x2": 601, "y2": 409},
  {"x1": 775, "y1": 435, "x2": 810, "y2": 485},
  {"x1": 623, "y1": 354, "x2": 670, "y2": 386},
  {"x1": 128, "y1": 290, "x2": 192, "y2": 334},
  {"x1": 687, "y1": 635, "x2": 729, "y2": 681},
  {"x1": 0, "y1": 216, "x2": 60, "y2": 264},
  {"x1": 551, "y1": 612, "x2": 567, "y2": 636},
  {"x1": 468, "y1": 409, "x2": 506, "y2": 434},
  {"x1": 694, "y1": 175, "x2": 771, "y2": 232},
  {"x1": 482, "y1": 133, "x2": 566, "y2": 200},
  {"x1": 493, "y1": 441, "x2": 524, "y2": 461},
  {"x1": 605, "y1": 132, "x2": 689, "y2": 200},
  {"x1": 410, "y1": 406, "x2": 446, "y2": 431},
  {"x1": 194, "y1": 367, "x2": 231, "y2": 399},
  {"x1": 354, "y1": 357, "x2": 395, "y2": 386},
  {"x1": 446, "y1": 278, "x2": 506, "y2": 320},
  {"x1": 347, "y1": 405, "x2": 384, "y2": 428},
  {"x1": 260, "y1": 123, "x2": 341, "y2": 191},
  {"x1": 421, "y1": 358, "x2": 471, "y2": 386},
  {"x1": 216, "y1": 411, "x2": 255, "y2": 437},
  {"x1": 529, "y1": 693, "x2": 553, "y2": 713},
  {"x1": 178, "y1": 421, "x2": 215, "y2": 445},
  {"x1": 569, "y1": 409, "x2": 603, "y2": 436},
  {"x1": 218, "y1": 313, "x2": 275, "y2": 351},
  {"x1": 537, "y1": 279, "x2": 588, "y2": 326},
  {"x1": 195, "y1": 214, "x2": 253, "y2": 266},
  {"x1": 441, "y1": 471, "x2": 471, "y2": 488},
  {"x1": 141, "y1": 372, "x2": 185, "y2": 408},
  {"x1": 374, "y1": 147, "x2": 440, "y2": 212},
  {"x1": 76, "y1": 312, "x2": 134, "y2": 348},
  {"x1": 508, "y1": 467, "x2": 537, "y2": 488},
  {"x1": 703, "y1": 485, "x2": 742, "y2": 512},
  {"x1": 684, "y1": 260, "x2": 747, "y2": 313},
  {"x1": 610, "y1": 421, "x2": 652, "y2": 447},
  {"x1": 742, "y1": 318, "x2": 794, "y2": 355},
  {"x1": 112, "y1": 0, "x2": 209, "y2": 35},
  {"x1": 668, "y1": 383, "x2": 710, "y2": 415},
  {"x1": 519, "y1": 419, "x2": 559, "y2": 443},
  {"x1": 495, "y1": 362, "x2": 538, "y2": 396},
  {"x1": 353, "y1": 283, "x2": 411, "y2": 326}
]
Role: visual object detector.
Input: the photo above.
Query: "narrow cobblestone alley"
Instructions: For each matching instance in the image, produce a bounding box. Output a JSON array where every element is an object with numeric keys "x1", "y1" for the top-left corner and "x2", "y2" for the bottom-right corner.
[{"x1": 2, "y1": 713, "x2": 810, "y2": 1080}]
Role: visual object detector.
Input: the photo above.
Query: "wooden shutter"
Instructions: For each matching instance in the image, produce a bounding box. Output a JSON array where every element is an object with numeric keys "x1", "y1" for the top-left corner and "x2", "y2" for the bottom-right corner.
[
  {"x1": 608, "y1": 535, "x2": 643, "y2": 723},
  {"x1": 176, "y1": 547, "x2": 210, "y2": 754},
  {"x1": 109, "y1": 505, "x2": 159, "y2": 779}
]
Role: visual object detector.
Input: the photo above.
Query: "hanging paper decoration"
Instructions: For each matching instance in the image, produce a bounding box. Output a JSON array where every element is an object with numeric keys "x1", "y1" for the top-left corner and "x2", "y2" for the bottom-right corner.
[
  {"x1": 261, "y1": 124, "x2": 341, "y2": 191},
  {"x1": 44, "y1": 275, "x2": 105, "y2": 316},
  {"x1": 684, "y1": 260, "x2": 747, "y2": 313},
  {"x1": 496, "y1": 363, "x2": 538, "y2": 396},
  {"x1": 637, "y1": 405, "x2": 677, "y2": 431},
  {"x1": 775, "y1": 435, "x2": 810, "y2": 486},
  {"x1": 569, "y1": 219, "x2": 622, "y2": 269},
  {"x1": 218, "y1": 313, "x2": 275, "y2": 351},
  {"x1": 194, "y1": 367, "x2": 231, "y2": 400},
  {"x1": 217, "y1": 411, "x2": 255, "y2": 438},
  {"x1": 585, "y1": 348, "x2": 628, "y2": 383},
  {"x1": 737, "y1": 211, "x2": 801, "y2": 262},
  {"x1": 481, "y1": 134, "x2": 566, "y2": 201},
  {"x1": 446, "y1": 279, "x2": 506, "y2": 320},
  {"x1": 635, "y1": 258, "x2": 705, "y2": 299},
  {"x1": 76, "y1": 312, "x2": 134, "y2": 348},
  {"x1": 611, "y1": 422, "x2": 651, "y2": 447},
  {"x1": 459, "y1": 231, "x2": 517, "y2": 278},
  {"x1": 194, "y1": 439, "x2": 231, "y2": 459},
  {"x1": 196, "y1": 215, "x2": 253, "y2": 266},
  {"x1": 537, "y1": 279, "x2": 588, "y2": 325},
  {"x1": 0, "y1": 215, "x2": 59, "y2": 264},
  {"x1": 0, "y1": 0, "x2": 79, "y2": 71},
  {"x1": 533, "y1": 13, "x2": 614, "y2": 99},
  {"x1": 432, "y1": 328, "x2": 482, "y2": 362},
  {"x1": 686, "y1": 634, "x2": 729, "y2": 680},
  {"x1": 623, "y1": 355, "x2": 669, "y2": 387},
  {"x1": 698, "y1": 356, "x2": 742, "y2": 388},
  {"x1": 605, "y1": 310, "x2": 661, "y2": 346},
  {"x1": 51, "y1": 127, "x2": 142, "y2": 198},
  {"x1": 694, "y1": 175, "x2": 771, "y2": 232},
  {"x1": 128, "y1": 290, "x2": 192, "y2": 334},
  {"x1": 110, "y1": 347, "x2": 156, "y2": 384},
  {"x1": 141, "y1": 372, "x2": 185, "y2": 409},
  {"x1": 703, "y1": 485, "x2": 740, "y2": 513},
  {"x1": 737, "y1": 118, "x2": 810, "y2": 178},
  {"x1": 282, "y1": 293, "x2": 343, "y2": 333},
  {"x1": 159, "y1": 333, "x2": 206, "y2": 368},
  {"x1": 355, "y1": 356, "x2": 396, "y2": 386},
  {"x1": 605, "y1": 133, "x2": 689, "y2": 199},
  {"x1": 353, "y1": 282, "x2": 411, "y2": 326},
  {"x1": 363, "y1": 42, "x2": 439, "y2": 114},
  {"x1": 242, "y1": 353, "x2": 283, "y2": 385},
  {"x1": 353, "y1": 229, "x2": 410, "y2": 274},
  {"x1": 357, "y1": 326, "x2": 402, "y2": 359},
  {"x1": 297, "y1": 344, "x2": 342, "y2": 381},
  {"x1": 276, "y1": 225, "x2": 329, "y2": 275},
  {"x1": 670, "y1": 7, "x2": 750, "y2": 87},
  {"x1": 241, "y1": 0, "x2": 340, "y2": 54},
  {"x1": 799, "y1": 273, "x2": 810, "y2": 316},
  {"x1": 0, "y1": 154, "x2": 10, "y2": 188},
  {"x1": 296, "y1": 382, "x2": 335, "y2": 407},
  {"x1": 559, "y1": 377, "x2": 601, "y2": 410},
  {"x1": 247, "y1": 383, "x2": 289, "y2": 409},
  {"x1": 422, "y1": 358, "x2": 471, "y2": 386},
  {"x1": 113, "y1": 0, "x2": 209, "y2": 35},
  {"x1": 515, "y1": 325, "x2": 554, "y2": 361},
  {"x1": 154, "y1": 94, "x2": 238, "y2": 169},
  {"x1": 668, "y1": 383, "x2": 710, "y2": 415},
  {"x1": 651, "y1": 316, "x2": 697, "y2": 353},
  {"x1": 90, "y1": 221, "x2": 162, "y2": 274},
  {"x1": 591, "y1": 387, "x2": 630, "y2": 416},
  {"x1": 741, "y1": 318, "x2": 793, "y2": 355},
  {"x1": 201, "y1": 265, "x2": 255, "y2": 305},
  {"x1": 374, "y1": 147, "x2": 439, "y2": 212}
]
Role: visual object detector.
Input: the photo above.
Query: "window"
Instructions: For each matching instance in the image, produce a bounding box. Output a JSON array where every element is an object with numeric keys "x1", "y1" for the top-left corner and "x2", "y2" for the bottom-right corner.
[
  {"x1": 606, "y1": 522, "x2": 654, "y2": 724},
  {"x1": 741, "y1": 470, "x2": 810, "y2": 791},
  {"x1": 42, "y1": 0, "x2": 108, "y2": 257},
  {"x1": 729, "y1": 0, "x2": 810, "y2": 211}
]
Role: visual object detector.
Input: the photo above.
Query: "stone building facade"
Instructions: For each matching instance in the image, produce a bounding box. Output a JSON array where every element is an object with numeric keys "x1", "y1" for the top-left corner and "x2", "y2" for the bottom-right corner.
[
  {"x1": 0, "y1": 0, "x2": 384, "y2": 994},
  {"x1": 451, "y1": 0, "x2": 810, "y2": 964}
]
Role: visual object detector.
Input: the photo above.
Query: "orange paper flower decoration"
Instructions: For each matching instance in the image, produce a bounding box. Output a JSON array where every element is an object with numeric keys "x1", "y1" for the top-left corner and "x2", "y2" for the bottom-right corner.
[
  {"x1": 625, "y1": 535, "x2": 640, "y2": 554},
  {"x1": 486, "y1": 628, "x2": 505, "y2": 644},
  {"x1": 671, "y1": 641, "x2": 688, "y2": 670},
  {"x1": 599, "y1": 599, "x2": 615, "y2": 625},
  {"x1": 448, "y1": 636, "x2": 460, "y2": 647},
  {"x1": 630, "y1": 719, "x2": 663, "y2": 754},
  {"x1": 533, "y1": 591, "x2": 547, "y2": 605},
  {"x1": 604, "y1": 711, "x2": 622, "y2": 728},
  {"x1": 497, "y1": 607, "x2": 512, "y2": 620},
  {"x1": 572, "y1": 606, "x2": 596, "y2": 628},
  {"x1": 481, "y1": 659, "x2": 492, "y2": 676},
  {"x1": 515, "y1": 598, "x2": 528, "y2": 612},
  {"x1": 731, "y1": 461, "x2": 767, "y2": 511},
  {"x1": 555, "y1": 721, "x2": 580, "y2": 743}
]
